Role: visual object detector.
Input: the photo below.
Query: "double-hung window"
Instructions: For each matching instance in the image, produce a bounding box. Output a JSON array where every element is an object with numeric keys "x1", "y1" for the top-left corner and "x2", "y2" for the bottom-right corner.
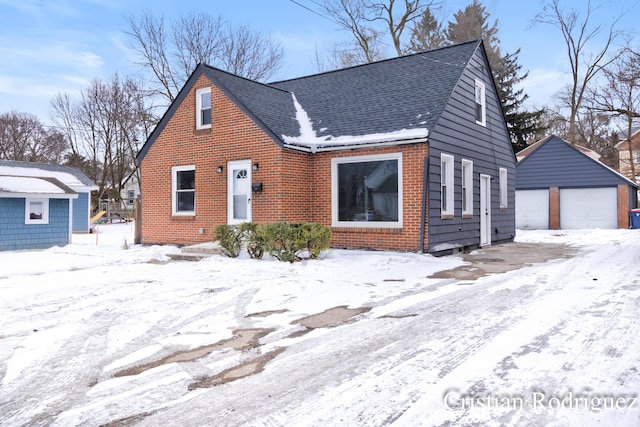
[
  {"x1": 172, "y1": 165, "x2": 195, "y2": 215},
  {"x1": 332, "y1": 153, "x2": 402, "y2": 228},
  {"x1": 499, "y1": 167, "x2": 508, "y2": 209},
  {"x1": 474, "y1": 79, "x2": 486, "y2": 126},
  {"x1": 25, "y1": 198, "x2": 48, "y2": 224},
  {"x1": 196, "y1": 87, "x2": 211, "y2": 130},
  {"x1": 441, "y1": 153, "x2": 454, "y2": 218},
  {"x1": 461, "y1": 159, "x2": 473, "y2": 217}
]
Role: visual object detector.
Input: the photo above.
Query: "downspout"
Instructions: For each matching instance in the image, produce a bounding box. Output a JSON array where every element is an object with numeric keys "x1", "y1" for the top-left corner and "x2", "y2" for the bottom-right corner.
[{"x1": 419, "y1": 156, "x2": 429, "y2": 253}]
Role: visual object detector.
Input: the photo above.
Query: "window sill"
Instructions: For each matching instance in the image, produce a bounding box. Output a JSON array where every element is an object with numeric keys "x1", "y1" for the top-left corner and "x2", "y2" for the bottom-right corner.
[
  {"x1": 441, "y1": 214, "x2": 454, "y2": 220},
  {"x1": 172, "y1": 212, "x2": 195, "y2": 218},
  {"x1": 332, "y1": 226, "x2": 402, "y2": 233},
  {"x1": 462, "y1": 214, "x2": 473, "y2": 219}
]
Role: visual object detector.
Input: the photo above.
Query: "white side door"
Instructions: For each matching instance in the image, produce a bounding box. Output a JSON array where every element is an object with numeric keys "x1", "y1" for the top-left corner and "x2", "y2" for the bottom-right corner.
[
  {"x1": 227, "y1": 160, "x2": 252, "y2": 224},
  {"x1": 480, "y1": 174, "x2": 492, "y2": 246}
]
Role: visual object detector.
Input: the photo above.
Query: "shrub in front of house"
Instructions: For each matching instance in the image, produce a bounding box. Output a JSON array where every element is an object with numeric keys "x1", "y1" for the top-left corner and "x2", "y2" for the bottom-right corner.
[{"x1": 214, "y1": 222, "x2": 331, "y2": 262}]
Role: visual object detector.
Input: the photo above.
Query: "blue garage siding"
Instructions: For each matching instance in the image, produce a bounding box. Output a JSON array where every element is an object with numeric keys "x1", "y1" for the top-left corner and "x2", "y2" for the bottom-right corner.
[
  {"x1": 72, "y1": 192, "x2": 90, "y2": 232},
  {"x1": 0, "y1": 198, "x2": 70, "y2": 251}
]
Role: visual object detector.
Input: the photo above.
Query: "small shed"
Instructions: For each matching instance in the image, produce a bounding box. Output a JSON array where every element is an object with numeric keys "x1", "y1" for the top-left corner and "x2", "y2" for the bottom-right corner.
[
  {"x1": 0, "y1": 175, "x2": 78, "y2": 250},
  {"x1": 516, "y1": 135, "x2": 638, "y2": 230},
  {"x1": 0, "y1": 160, "x2": 98, "y2": 233}
]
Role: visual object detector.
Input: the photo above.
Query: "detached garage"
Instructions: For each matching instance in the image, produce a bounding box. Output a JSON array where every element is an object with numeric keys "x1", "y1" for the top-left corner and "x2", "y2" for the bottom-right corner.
[{"x1": 516, "y1": 135, "x2": 638, "y2": 230}]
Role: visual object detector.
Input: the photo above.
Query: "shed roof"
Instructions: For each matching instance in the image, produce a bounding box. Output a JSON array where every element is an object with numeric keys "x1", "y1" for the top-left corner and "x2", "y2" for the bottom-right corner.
[
  {"x1": 138, "y1": 40, "x2": 482, "y2": 159},
  {"x1": 0, "y1": 160, "x2": 97, "y2": 191},
  {"x1": 0, "y1": 175, "x2": 78, "y2": 198}
]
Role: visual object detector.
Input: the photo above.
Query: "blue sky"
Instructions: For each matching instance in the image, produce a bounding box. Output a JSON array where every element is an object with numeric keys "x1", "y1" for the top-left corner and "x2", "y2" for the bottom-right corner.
[{"x1": 0, "y1": 0, "x2": 637, "y2": 123}]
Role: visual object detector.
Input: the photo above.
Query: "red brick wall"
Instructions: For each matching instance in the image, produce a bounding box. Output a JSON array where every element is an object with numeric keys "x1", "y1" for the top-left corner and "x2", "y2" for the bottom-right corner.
[
  {"x1": 140, "y1": 75, "x2": 284, "y2": 246},
  {"x1": 549, "y1": 187, "x2": 560, "y2": 230},
  {"x1": 618, "y1": 184, "x2": 630, "y2": 229},
  {"x1": 140, "y1": 74, "x2": 429, "y2": 251}
]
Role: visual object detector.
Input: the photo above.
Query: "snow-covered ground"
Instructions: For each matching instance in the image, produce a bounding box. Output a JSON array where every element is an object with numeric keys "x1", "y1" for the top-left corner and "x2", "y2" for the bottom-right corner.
[{"x1": 1, "y1": 223, "x2": 639, "y2": 426}]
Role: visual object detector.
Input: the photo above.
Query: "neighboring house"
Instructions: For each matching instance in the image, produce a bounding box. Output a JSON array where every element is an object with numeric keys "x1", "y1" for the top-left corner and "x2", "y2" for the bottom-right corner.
[
  {"x1": 0, "y1": 175, "x2": 78, "y2": 250},
  {"x1": 516, "y1": 135, "x2": 638, "y2": 230},
  {"x1": 616, "y1": 126, "x2": 640, "y2": 186},
  {"x1": 0, "y1": 160, "x2": 98, "y2": 233},
  {"x1": 136, "y1": 40, "x2": 516, "y2": 254},
  {"x1": 120, "y1": 170, "x2": 140, "y2": 208}
]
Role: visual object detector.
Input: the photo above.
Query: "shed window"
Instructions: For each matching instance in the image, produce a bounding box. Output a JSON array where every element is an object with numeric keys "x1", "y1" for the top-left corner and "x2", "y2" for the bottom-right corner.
[
  {"x1": 331, "y1": 153, "x2": 402, "y2": 228},
  {"x1": 196, "y1": 87, "x2": 211, "y2": 130},
  {"x1": 172, "y1": 165, "x2": 195, "y2": 215},
  {"x1": 25, "y1": 198, "x2": 49, "y2": 224},
  {"x1": 441, "y1": 153, "x2": 454, "y2": 218},
  {"x1": 474, "y1": 79, "x2": 486, "y2": 126}
]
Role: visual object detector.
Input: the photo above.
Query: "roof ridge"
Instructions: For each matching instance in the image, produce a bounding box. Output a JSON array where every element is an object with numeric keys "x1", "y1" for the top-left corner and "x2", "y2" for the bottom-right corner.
[{"x1": 270, "y1": 39, "x2": 481, "y2": 85}]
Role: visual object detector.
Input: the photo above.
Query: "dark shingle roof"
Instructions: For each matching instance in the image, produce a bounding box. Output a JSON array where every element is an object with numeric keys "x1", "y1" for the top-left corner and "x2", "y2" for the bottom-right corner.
[{"x1": 138, "y1": 40, "x2": 481, "y2": 159}]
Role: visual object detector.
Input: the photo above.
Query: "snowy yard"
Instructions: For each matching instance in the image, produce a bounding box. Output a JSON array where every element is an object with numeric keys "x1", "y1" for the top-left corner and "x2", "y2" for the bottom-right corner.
[{"x1": 1, "y1": 223, "x2": 639, "y2": 426}]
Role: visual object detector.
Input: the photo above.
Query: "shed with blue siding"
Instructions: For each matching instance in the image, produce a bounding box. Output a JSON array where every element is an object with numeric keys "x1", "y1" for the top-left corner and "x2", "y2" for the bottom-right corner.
[
  {"x1": 516, "y1": 135, "x2": 638, "y2": 229},
  {"x1": 0, "y1": 175, "x2": 78, "y2": 251},
  {"x1": 0, "y1": 161, "x2": 97, "y2": 233}
]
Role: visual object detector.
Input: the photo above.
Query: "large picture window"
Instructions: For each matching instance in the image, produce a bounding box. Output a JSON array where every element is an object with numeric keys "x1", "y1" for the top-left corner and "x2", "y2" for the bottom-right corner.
[
  {"x1": 172, "y1": 165, "x2": 195, "y2": 215},
  {"x1": 332, "y1": 153, "x2": 402, "y2": 228},
  {"x1": 25, "y1": 198, "x2": 49, "y2": 224}
]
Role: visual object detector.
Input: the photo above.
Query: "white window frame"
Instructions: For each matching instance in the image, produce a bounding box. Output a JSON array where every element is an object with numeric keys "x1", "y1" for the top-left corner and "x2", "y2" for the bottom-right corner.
[
  {"x1": 474, "y1": 79, "x2": 486, "y2": 126},
  {"x1": 499, "y1": 167, "x2": 508, "y2": 208},
  {"x1": 461, "y1": 159, "x2": 473, "y2": 216},
  {"x1": 172, "y1": 165, "x2": 196, "y2": 216},
  {"x1": 441, "y1": 153, "x2": 455, "y2": 217},
  {"x1": 331, "y1": 152, "x2": 403, "y2": 228},
  {"x1": 195, "y1": 87, "x2": 212, "y2": 130},
  {"x1": 25, "y1": 198, "x2": 49, "y2": 224}
]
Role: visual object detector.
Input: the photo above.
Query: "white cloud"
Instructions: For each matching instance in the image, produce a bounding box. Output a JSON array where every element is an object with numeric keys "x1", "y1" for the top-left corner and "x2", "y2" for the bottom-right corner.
[{"x1": 519, "y1": 68, "x2": 571, "y2": 108}]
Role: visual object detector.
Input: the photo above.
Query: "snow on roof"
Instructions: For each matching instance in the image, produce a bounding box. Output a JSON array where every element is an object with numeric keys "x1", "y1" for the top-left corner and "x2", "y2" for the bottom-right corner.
[
  {"x1": 0, "y1": 164, "x2": 93, "y2": 190},
  {"x1": 0, "y1": 175, "x2": 77, "y2": 197},
  {"x1": 282, "y1": 93, "x2": 428, "y2": 152}
]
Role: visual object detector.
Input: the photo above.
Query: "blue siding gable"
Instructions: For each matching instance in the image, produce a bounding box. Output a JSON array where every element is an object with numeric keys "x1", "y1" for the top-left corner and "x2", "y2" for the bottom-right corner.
[
  {"x1": 0, "y1": 198, "x2": 71, "y2": 251},
  {"x1": 517, "y1": 136, "x2": 632, "y2": 189}
]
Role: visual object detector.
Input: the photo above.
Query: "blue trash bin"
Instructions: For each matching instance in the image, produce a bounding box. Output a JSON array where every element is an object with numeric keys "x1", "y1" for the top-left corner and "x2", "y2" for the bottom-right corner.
[{"x1": 631, "y1": 209, "x2": 640, "y2": 229}]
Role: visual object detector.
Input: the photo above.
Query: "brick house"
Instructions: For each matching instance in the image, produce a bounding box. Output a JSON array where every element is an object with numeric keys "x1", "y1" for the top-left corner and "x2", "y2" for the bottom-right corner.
[
  {"x1": 616, "y1": 126, "x2": 640, "y2": 185},
  {"x1": 136, "y1": 40, "x2": 516, "y2": 254},
  {"x1": 516, "y1": 135, "x2": 638, "y2": 230}
]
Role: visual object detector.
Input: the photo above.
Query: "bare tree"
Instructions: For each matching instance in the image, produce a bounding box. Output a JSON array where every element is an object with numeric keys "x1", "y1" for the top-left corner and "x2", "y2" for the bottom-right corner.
[
  {"x1": 50, "y1": 74, "x2": 154, "y2": 207},
  {"x1": 0, "y1": 111, "x2": 67, "y2": 163},
  {"x1": 533, "y1": 0, "x2": 623, "y2": 144},
  {"x1": 125, "y1": 10, "x2": 284, "y2": 104},
  {"x1": 588, "y1": 46, "x2": 640, "y2": 179},
  {"x1": 319, "y1": 0, "x2": 432, "y2": 64}
]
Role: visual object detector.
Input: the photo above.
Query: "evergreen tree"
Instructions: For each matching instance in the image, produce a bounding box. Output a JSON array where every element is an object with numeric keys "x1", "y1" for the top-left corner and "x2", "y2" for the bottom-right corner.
[
  {"x1": 408, "y1": 6, "x2": 446, "y2": 52},
  {"x1": 445, "y1": 0, "x2": 545, "y2": 152}
]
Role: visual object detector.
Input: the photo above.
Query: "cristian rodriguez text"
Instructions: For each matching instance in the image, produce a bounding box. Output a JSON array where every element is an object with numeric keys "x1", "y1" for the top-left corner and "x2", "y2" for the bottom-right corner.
[{"x1": 443, "y1": 388, "x2": 638, "y2": 414}]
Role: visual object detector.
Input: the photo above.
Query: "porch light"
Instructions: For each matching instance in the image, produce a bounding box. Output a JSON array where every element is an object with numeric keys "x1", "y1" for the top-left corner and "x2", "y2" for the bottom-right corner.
[
  {"x1": 252, "y1": 163, "x2": 259, "y2": 171},
  {"x1": 217, "y1": 165, "x2": 223, "y2": 173}
]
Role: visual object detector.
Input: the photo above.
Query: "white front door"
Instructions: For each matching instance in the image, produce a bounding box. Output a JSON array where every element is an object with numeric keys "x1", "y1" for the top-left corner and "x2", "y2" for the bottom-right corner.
[
  {"x1": 228, "y1": 160, "x2": 252, "y2": 224},
  {"x1": 480, "y1": 174, "x2": 492, "y2": 246}
]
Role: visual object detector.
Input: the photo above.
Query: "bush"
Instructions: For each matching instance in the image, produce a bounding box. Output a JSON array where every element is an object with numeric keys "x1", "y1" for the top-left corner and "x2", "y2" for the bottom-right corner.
[
  {"x1": 214, "y1": 222, "x2": 331, "y2": 262},
  {"x1": 261, "y1": 222, "x2": 332, "y2": 262},
  {"x1": 214, "y1": 224, "x2": 243, "y2": 258}
]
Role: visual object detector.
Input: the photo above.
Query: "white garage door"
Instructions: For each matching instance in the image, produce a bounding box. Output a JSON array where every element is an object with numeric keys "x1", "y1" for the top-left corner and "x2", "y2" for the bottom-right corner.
[
  {"x1": 516, "y1": 189, "x2": 549, "y2": 229},
  {"x1": 560, "y1": 187, "x2": 618, "y2": 229}
]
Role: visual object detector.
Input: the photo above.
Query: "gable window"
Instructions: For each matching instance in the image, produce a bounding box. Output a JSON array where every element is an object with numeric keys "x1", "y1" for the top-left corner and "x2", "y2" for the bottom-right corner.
[
  {"x1": 25, "y1": 198, "x2": 49, "y2": 224},
  {"x1": 196, "y1": 87, "x2": 211, "y2": 130},
  {"x1": 462, "y1": 159, "x2": 473, "y2": 217},
  {"x1": 474, "y1": 79, "x2": 486, "y2": 126},
  {"x1": 172, "y1": 165, "x2": 195, "y2": 215},
  {"x1": 499, "y1": 167, "x2": 508, "y2": 209},
  {"x1": 441, "y1": 153, "x2": 454, "y2": 218},
  {"x1": 332, "y1": 153, "x2": 402, "y2": 228}
]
